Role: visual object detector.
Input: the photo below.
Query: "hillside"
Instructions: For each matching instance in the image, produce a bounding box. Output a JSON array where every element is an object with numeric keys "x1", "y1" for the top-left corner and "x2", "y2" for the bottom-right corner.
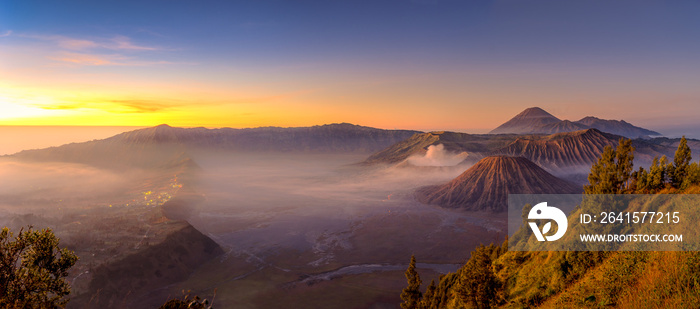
[
  {"x1": 415, "y1": 156, "x2": 580, "y2": 212},
  {"x1": 69, "y1": 221, "x2": 223, "y2": 308},
  {"x1": 403, "y1": 138, "x2": 700, "y2": 309},
  {"x1": 492, "y1": 129, "x2": 673, "y2": 175},
  {"x1": 410, "y1": 190, "x2": 700, "y2": 308}
]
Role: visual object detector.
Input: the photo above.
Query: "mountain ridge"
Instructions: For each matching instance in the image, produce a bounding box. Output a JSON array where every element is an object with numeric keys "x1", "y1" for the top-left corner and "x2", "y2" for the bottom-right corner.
[
  {"x1": 362, "y1": 131, "x2": 522, "y2": 165},
  {"x1": 491, "y1": 128, "x2": 672, "y2": 176},
  {"x1": 574, "y1": 116, "x2": 660, "y2": 138},
  {"x1": 9, "y1": 123, "x2": 420, "y2": 169},
  {"x1": 489, "y1": 107, "x2": 661, "y2": 138},
  {"x1": 362, "y1": 128, "x2": 679, "y2": 173}
]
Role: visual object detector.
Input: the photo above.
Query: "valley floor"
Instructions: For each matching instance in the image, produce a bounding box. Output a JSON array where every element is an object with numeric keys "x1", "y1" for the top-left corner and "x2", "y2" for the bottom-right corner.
[{"x1": 0, "y1": 153, "x2": 505, "y2": 309}]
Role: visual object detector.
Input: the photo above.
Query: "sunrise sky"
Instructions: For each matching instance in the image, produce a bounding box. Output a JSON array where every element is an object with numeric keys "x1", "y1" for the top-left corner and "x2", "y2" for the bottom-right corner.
[{"x1": 2, "y1": 1, "x2": 700, "y2": 133}]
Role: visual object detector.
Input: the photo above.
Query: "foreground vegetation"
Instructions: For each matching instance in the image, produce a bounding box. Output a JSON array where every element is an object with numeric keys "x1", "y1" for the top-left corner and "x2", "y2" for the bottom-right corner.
[
  {"x1": 402, "y1": 137, "x2": 700, "y2": 308},
  {"x1": 0, "y1": 227, "x2": 77, "y2": 309},
  {"x1": 0, "y1": 225, "x2": 214, "y2": 308}
]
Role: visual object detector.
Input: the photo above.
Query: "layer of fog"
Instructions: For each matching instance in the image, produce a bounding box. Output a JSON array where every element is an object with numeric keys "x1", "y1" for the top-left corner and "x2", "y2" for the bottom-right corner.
[
  {"x1": 185, "y1": 151, "x2": 476, "y2": 259},
  {"x1": 0, "y1": 150, "x2": 501, "y2": 274},
  {"x1": 406, "y1": 144, "x2": 469, "y2": 167},
  {"x1": 0, "y1": 158, "x2": 145, "y2": 214}
]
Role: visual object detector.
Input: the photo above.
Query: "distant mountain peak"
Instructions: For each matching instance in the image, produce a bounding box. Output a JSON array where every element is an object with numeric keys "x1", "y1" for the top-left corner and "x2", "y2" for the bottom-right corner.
[
  {"x1": 490, "y1": 107, "x2": 561, "y2": 134},
  {"x1": 574, "y1": 117, "x2": 660, "y2": 138},
  {"x1": 577, "y1": 116, "x2": 599, "y2": 121},
  {"x1": 329, "y1": 122, "x2": 358, "y2": 127},
  {"x1": 490, "y1": 108, "x2": 660, "y2": 138},
  {"x1": 518, "y1": 107, "x2": 558, "y2": 118}
]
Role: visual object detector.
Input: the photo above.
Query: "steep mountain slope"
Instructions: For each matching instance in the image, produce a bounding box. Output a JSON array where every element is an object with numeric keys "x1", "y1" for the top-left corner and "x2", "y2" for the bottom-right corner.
[
  {"x1": 363, "y1": 131, "x2": 519, "y2": 165},
  {"x1": 489, "y1": 107, "x2": 561, "y2": 134},
  {"x1": 493, "y1": 129, "x2": 615, "y2": 172},
  {"x1": 492, "y1": 129, "x2": 673, "y2": 174},
  {"x1": 575, "y1": 116, "x2": 661, "y2": 138},
  {"x1": 415, "y1": 156, "x2": 581, "y2": 212}
]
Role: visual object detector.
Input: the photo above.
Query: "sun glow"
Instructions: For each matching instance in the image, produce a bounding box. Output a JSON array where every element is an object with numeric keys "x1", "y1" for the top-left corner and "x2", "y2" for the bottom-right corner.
[{"x1": 0, "y1": 93, "x2": 68, "y2": 121}]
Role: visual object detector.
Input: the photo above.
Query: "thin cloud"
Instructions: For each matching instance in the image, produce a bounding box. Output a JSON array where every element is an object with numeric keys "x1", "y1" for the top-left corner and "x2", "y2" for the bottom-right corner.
[
  {"x1": 19, "y1": 34, "x2": 98, "y2": 51},
  {"x1": 33, "y1": 99, "x2": 179, "y2": 114},
  {"x1": 110, "y1": 35, "x2": 158, "y2": 51},
  {"x1": 58, "y1": 38, "x2": 99, "y2": 50},
  {"x1": 23, "y1": 33, "x2": 161, "y2": 51},
  {"x1": 49, "y1": 52, "x2": 122, "y2": 66},
  {"x1": 36, "y1": 103, "x2": 85, "y2": 110},
  {"x1": 48, "y1": 51, "x2": 181, "y2": 67},
  {"x1": 0, "y1": 30, "x2": 12, "y2": 37},
  {"x1": 107, "y1": 99, "x2": 173, "y2": 113},
  {"x1": 16, "y1": 33, "x2": 173, "y2": 66}
]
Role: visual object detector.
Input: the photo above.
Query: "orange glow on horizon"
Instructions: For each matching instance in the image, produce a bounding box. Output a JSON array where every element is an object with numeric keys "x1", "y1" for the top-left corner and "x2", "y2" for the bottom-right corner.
[{"x1": 0, "y1": 80, "x2": 507, "y2": 131}]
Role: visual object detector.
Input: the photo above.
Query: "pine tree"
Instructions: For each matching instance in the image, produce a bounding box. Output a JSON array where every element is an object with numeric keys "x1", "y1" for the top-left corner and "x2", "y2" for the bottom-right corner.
[
  {"x1": 652, "y1": 156, "x2": 671, "y2": 191},
  {"x1": 585, "y1": 145, "x2": 616, "y2": 194},
  {"x1": 421, "y1": 280, "x2": 437, "y2": 309},
  {"x1": 458, "y1": 245, "x2": 498, "y2": 309},
  {"x1": 634, "y1": 166, "x2": 650, "y2": 193},
  {"x1": 584, "y1": 139, "x2": 635, "y2": 194},
  {"x1": 684, "y1": 162, "x2": 700, "y2": 188},
  {"x1": 615, "y1": 138, "x2": 635, "y2": 190},
  {"x1": 672, "y1": 136, "x2": 692, "y2": 188},
  {"x1": 401, "y1": 255, "x2": 422, "y2": 309}
]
